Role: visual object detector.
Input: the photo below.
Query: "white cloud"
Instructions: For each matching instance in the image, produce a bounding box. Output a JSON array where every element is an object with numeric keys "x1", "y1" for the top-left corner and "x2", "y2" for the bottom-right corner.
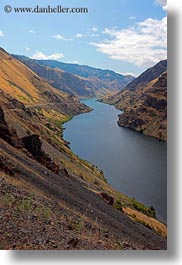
[
  {"x1": 0, "y1": 30, "x2": 4, "y2": 37},
  {"x1": 29, "y1": 30, "x2": 36, "y2": 34},
  {"x1": 91, "y1": 17, "x2": 167, "y2": 68},
  {"x1": 53, "y1": 34, "x2": 65, "y2": 41},
  {"x1": 75, "y1": 33, "x2": 83, "y2": 38},
  {"x1": 31, "y1": 51, "x2": 64, "y2": 60},
  {"x1": 25, "y1": 47, "x2": 30, "y2": 51},
  {"x1": 53, "y1": 34, "x2": 72, "y2": 41},
  {"x1": 91, "y1": 27, "x2": 98, "y2": 32},
  {"x1": 155, "y1": 0, "x2": 167, "y2": 11},
  {"x1": 119, "y1": 72, "x2": 138, "y2": 77},
  {"x1": 72, "y1": 61, "x2": 79, "y2": 64},
  {"x1": 53, "y1": 34, "x2": 66, "y2": 41}
]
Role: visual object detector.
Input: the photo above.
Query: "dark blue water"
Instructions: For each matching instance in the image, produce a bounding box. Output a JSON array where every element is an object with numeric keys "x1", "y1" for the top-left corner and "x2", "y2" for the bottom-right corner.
[{"x1": 63, "y1": 99, "x2": 167, "y2": 223}]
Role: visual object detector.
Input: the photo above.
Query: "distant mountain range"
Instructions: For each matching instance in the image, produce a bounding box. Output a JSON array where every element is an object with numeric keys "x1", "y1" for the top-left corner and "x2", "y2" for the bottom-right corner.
[
  {"x1": 100, "y1": 60, "x2": 167, "y2": 141},
  {"x1": 13, "y1": 55, "x2": 135, "y2": 98}
]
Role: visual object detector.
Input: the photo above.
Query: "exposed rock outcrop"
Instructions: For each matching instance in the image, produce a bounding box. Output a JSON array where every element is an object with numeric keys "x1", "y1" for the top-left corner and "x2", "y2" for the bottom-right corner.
[
  {"x1": 0, "y1": 106, "x2": 21, "y2": 147},
  {"x1": 21, "y1": 134, "x2": 59, "y2": 174},
  {"x1": 117, "y1": 71, "x2": 167, "y2": 140},
  {"x1": 100, "y1": 192, "x2": 114, "y2": 206},
  {"x1": 101, "y1": 61, "x2": 167, "y2": 141}
]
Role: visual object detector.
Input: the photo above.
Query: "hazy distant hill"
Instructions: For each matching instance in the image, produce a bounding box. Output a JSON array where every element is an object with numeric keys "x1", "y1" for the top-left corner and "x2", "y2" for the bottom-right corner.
[
  {"x1": 101, "y1": 60, "x2": 167, "y2": 141},
  {"x1": 13, "y1": 55, "x2": 135, "y2": 98},
  {"x1": 36, "y1": 58, "x2": 134, "y2": 83}
]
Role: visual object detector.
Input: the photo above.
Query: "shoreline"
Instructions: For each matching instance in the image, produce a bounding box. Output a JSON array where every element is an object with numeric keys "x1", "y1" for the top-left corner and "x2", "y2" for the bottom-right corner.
[{"x1": 62, "y1": 99, "x2": 167, "y2": 225}]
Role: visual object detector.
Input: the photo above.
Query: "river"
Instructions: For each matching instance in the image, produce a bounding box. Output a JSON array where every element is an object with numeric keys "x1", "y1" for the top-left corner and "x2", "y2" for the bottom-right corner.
[{"x1": 63, "y1": 99, "x2": 167, "y2": 223}]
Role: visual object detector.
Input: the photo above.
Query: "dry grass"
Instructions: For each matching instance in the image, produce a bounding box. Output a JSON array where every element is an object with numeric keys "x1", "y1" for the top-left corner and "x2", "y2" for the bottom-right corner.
[
  {"x1": 0, "y1": 50, "x2": 70, "y2": 106},
  {"x1": 123, "y1": 207, "x2": 167, "y2": 237}
]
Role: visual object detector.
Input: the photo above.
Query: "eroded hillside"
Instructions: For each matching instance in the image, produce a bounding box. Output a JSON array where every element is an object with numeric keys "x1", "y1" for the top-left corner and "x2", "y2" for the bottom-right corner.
[
  {"x1": 101, "y1": 61, "x2": 167, "y2": 141},
  {"x1": 13, "y1": 55, "x2": 135, "y2": 98}
]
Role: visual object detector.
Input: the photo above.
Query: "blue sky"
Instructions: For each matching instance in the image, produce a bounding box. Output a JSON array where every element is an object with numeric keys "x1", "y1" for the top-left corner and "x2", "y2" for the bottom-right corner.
[{"x1": 0, "y1": 0, "x2": 167, "y2": 76}]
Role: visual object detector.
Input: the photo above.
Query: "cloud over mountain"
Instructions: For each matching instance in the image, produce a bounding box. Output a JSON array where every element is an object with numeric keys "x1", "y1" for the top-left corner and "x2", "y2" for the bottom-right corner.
[{"x1": 31, "y1": 51, "x2": 64, "y2": 60}]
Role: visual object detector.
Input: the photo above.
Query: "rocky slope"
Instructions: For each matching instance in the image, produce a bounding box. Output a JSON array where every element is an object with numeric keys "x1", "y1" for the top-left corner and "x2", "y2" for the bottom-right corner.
[
  {"x1": 0, "y1": 48, "x2": 90, "y2": 116},
  {"x1": 101, "y1": 61, "x2": 167, "y2": 141},
  {"x1": 0, "y1": 48, "x2": 167, "y2": 249},
  {"x1": 125, "y1": 60, "x2": 167, "y2": 91},
  {"x1": 13, "y1": 55, "x2": 134, "y2": 98}
]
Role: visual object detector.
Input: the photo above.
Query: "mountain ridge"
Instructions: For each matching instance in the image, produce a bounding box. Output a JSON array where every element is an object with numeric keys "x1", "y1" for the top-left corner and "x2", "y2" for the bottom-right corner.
[
  {"x1": 30, "y1": 58, "x2": 134, "y2": 80},
  {"x1": 125, "y1": 60, "x2": 167, "y2": 90},
  {"x1": 100, "y1": 60, "x2": 167, "y2": 141},
  {"x1": 13, "y1": 55, "x2": 135, "y2": 98}
]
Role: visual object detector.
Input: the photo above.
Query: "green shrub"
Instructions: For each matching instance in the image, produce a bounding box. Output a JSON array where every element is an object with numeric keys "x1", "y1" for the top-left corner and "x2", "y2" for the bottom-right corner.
[
  {"x1": 16, "y1": 198, "x2": 33, "y2": 212},
  {"x1": 114, "y1": 200, "x2": 123, "y2": 212},
  {"x1": 132, "y1": 198, "x2": 156, "y2": 218},
  {"x1": 1, "y1": 194, "x2": 15, "y2": 207}
]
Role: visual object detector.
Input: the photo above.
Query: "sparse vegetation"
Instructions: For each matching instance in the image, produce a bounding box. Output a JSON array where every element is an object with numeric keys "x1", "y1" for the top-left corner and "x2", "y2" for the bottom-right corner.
[
  {"x1": 1, "y1": 194, "x2": 15, "y2": 207},
  {"x1": 35, "y1": 205, "x2": 52, "y2": 219},
  {"x1": 1, "y1": 193, "x2": 52, "y2": 219},
  {"x1": 55, "y1": 115, "x2": 72, "y2": 127},
  {"x1": 67, "y1": 218, "x2": 84, "y2": 233},
  {"x1": 113, "y1": 200, "x2": 123, "y2": 212},
  {"x1": 115, "y1": 241, "x2": 124, "y2": 250},
  {"x1": 131, "y1": 198, "x2": 156, "y2": 218},
  {"x1": 16, "y1": 198, "x2": 33, "y2": 213},
  {"x1": 123, "y1": 207, "x2": 167, "y2": 237}
]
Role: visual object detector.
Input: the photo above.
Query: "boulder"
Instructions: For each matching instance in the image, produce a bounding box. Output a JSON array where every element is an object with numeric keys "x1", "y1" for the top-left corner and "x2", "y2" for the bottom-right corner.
[
  {"x1": 100, "y1": 192, "x2": 114, "y2": 206},
  {"x1": 21, "y1": 134, "x2": 59, "y2": 174},
  {"x1": 0, "y1": 106, "x2": 21, "y2": 147}
]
